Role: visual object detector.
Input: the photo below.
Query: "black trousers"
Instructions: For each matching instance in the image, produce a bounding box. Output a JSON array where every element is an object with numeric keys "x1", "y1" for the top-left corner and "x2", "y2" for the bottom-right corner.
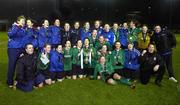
[
  {"x1": 162, "y1": 53, "x2": 174, "y2": 77},
  {"x1": 140, "y1": 66, "x2": 165, "y2": 85},
  {"x1": 124, "y1": 69, "x2": 139, "y2": 80}
]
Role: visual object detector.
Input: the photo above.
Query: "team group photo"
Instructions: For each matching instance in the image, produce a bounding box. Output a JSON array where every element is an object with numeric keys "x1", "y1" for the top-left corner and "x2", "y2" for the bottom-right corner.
[{"x1": 0, "y1": 0, "x2": 179, "y2": 105}]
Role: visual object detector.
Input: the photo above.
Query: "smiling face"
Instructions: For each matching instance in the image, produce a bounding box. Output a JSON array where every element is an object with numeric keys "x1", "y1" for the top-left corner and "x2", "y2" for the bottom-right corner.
[
  {"x1": 84, "y1": 38, "x2": 90, "y2": 46},
  {"x1": 84, "y1": 22, "x2": 90, "y2": 29},
  {"x1": 99, "y1": 56, "x2": 106, "y2": 64},
  {"x1": 77, "y1": 40, "x2": 82, "y2": 48},
  {"x1": 56, "y1": 45, "x2": 62, "y2": 53},
  {"x1": 25, "y1": 44, "x2": 34, "y2": 55},
  {"x1": 92, "y1": 30, "x2": 97, "y2": 37},
  {"x1": 130, "y1": 21, "x2": 135, "y2": 28},
  {"x1": 115, "y1": 42, "x2": 121, "y2": 49},
  {"x1": 154, "y1": 26, "x2": 161, "y2": 33},
  {"x1": 65, "y1": 40, "x2": 71, "y2": 48},
  {"x1": 17, "y1": 18, "x2": 25, "y2": 27},
  {"x1": 64, "y1": 23, "x2": 70, "y2": 31},
  {"x1": 44, "y1": 44, "x2": 51, "y2": 53},
  {"x1": 94, "y1": 20, "x2": 100, "y2": 29},
  {"x1": 26, "y1": 19, "x2": 33, "y2": 28},
  {"x1": 102, "y1": 45, "x2": 107, "y2": 53},
  {"x1": 128, "y1": 43, "x2": 133, "y2": 50},
  {"x1": 113, "y1": 23, "x2": 119, "y2": 30},
  {"x1": 142, "y1": 26, "x2": 148, "y2": 34},
  {"x1": 54, "y1": 19, "x2": 60, "y2": 27},
  {"x1": 74, "y1": 22, "x2": 80, "y2": 29},
  {"x1": 99, "y1": 36, "x2": 105, "y2": 43},
  {"x1": 123, "y1": 22, "x2": 128, "y2": 29},
  {"x1": 43, "y1": 20, "x2": 49, "y2": 28},
  {"x1": 148, "y1": 44, "x2": 155, "y2": 53},
  {"x1": 104, "y1": 24, "x2": 110, "y2": 32}
]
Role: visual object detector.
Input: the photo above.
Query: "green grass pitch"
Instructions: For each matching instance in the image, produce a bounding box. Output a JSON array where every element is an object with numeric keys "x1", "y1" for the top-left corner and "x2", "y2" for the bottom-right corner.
[{"x1": 0, "y1": 32, "x2": 179, "y2": 105}]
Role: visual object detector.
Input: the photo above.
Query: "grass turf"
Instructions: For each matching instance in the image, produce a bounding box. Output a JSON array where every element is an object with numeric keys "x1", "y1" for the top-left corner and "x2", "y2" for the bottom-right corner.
[{"x1": 0, "y1": 32, "x2": 179, "y2": 105}]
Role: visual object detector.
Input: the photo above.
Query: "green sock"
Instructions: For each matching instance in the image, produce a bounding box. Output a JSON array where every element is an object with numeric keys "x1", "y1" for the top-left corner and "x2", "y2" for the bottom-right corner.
[{"x1": 117, "y1": 77, "x2": 132, "y2": 86}]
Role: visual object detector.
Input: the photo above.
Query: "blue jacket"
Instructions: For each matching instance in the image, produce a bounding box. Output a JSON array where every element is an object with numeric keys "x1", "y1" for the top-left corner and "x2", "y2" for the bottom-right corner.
[
  {"x1": 119, "y1": 28, "x2": 129, "y2": 47},
  {"x1": 80, "y1": 28, "x2": 91, "y2": 42},
  {"x1": 93, "y1": 27, "x2": 103, "y2": 38},
  {"x1": 101, "y1": 30, "x2": 115, "y2": 45},
  {"x1": 8, "y1": 24, "x2": 26, "y2": 48},
  {"x1": 49, "y1": 50, "x2": 64, "y2": 72},
  {"x1": 37, "y1": 27, "x2": 52, "y2": 48},
  {"x1": 23, "y1": 27, "x2": 38, "y2": 48},
  {"x1": 49, "y1": 25, "x2": 61, "y2": 45},
  {"x1": 124, "y1": 48, "x2": 140, "y2": 70}
]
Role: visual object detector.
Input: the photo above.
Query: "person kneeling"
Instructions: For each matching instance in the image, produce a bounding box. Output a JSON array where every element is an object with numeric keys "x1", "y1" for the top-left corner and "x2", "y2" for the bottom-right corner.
[
  {"x1": 139, "y1": 43, "x2": 165, "y2": 87},
  {"x1": 16, "y1": 44, "x2": 45, "y2": 92},
  {"x1": 94, "y1": 56, "x2": 135, "y2": 89},
  {"x1": 49, "y1": 45, "x2": 64, "y2": 83},
  {"x1": 37, "y1": 44, "x2": 52, "y2": 85}
]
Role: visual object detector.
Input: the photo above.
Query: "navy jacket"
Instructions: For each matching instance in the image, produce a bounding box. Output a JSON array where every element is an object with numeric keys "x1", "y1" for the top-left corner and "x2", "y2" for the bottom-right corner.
[
  {"x1": 16, "y1": 53, "x2": 38, "y2": 84},
  {"x1": 71, "y1": 28, "x2": 81, "y2": 46}
]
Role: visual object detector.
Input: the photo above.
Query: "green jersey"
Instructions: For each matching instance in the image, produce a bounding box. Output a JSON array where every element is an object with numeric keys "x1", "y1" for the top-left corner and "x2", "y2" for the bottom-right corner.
[
  {"x1": 95, "y1": 41, "x2": 112, "y2": 51},
  {"x1": 128, "y1": 27, "x2": 141, "y2": 43},
  {"x1": 111, "y1": 49, "x2": 125, "y2": 69},
  {"x1": 72, "y1": 47, "x2": 82, "y2": 66},
  {"x1": 37, "y1": 53, "x2": 50, "y2": 70},
  {"x1": 63, "y1": 48, "x2": 73, "y2": 71},
  {"x1": 82, "y1": 46, "x2": 97, "y2": 68},
  {"x1": 94, "y1": 62, "x2": 114, "y2": 80}
]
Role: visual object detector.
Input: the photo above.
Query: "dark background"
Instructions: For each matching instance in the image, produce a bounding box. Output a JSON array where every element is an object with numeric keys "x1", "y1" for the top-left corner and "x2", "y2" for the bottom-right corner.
[{"x1": 0, "y1": 0, "x2": 180, "y2": 29}]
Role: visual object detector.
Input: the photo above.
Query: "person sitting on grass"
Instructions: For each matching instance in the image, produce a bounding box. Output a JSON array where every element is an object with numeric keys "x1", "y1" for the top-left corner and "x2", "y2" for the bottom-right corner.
[
  {"x1": 97, "y1": 45, "x2": 111, "y2": 63},
  {"x1": 37, "y1": 44, "x2": 51, "y2": 85},
  {"x1": 49, "y1": 44, "x2": 64, "y2": 83},
  {"x1": 94, "y1": 56, "x2": 135, "y2": 89},
  {"x1": 16, "y1": 43, "x2": 45, "y2": 92},
  {"x1": 139, "y1": 43, "x2": 165, "y2": 87},
  {"x1": 111, "y1": 41, "x2": 125, "y2": 76}
]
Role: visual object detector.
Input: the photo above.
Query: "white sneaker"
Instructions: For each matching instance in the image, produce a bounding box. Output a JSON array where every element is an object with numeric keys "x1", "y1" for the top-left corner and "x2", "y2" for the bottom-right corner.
[
  {"x1": 169, "y1": 77, "x2": 178, "y2": 83},
  {"x1": 57, "y1": 79, "x2": 63, "y2": 82}
]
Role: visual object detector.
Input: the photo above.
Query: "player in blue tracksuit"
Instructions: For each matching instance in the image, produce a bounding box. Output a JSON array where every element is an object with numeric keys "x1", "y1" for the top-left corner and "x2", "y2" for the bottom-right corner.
[
  {"x1": 49, "y1": 45, "x2": 64, "y2": 83},
  {"x1": 23, "y1": 19, "x2": 38, "y2": 49},
  {"x1": 37, "y1": 20, "x2": 52, "y2": 50},
  {"x1": 101, "y1": 24, "x2": 116, "y2": 45},
  {"x1": 119, "y1": 22, "x2": 129, "y2": 49},
  {"x1": 49, "y1": 19, "x2": 61, "y2": 48},
  {"x1": 80, "y1": 22, "x2": 91, "y2": 42},
  {"x1": 93, "y1": 20, "x2": 103, "y2": 37},
  {"x1": 124, "y1": 43, "x2": 140, "y2": 81},
  {"x1": 7, "y1": 15, "x2": 26, "y2": 87}
]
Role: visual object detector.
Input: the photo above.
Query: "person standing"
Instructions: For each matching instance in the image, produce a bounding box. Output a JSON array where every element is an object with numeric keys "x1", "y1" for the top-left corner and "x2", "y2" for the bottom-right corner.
[
  {"x1": 7, "y1": 15, "x2": 26, "y2": 87},
  {"x1": 151, "y1": 25, "x2": 177, "y2": 83},
  {"x1": 49, "y1": 19, "x2": 62, "y2": 48}
]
